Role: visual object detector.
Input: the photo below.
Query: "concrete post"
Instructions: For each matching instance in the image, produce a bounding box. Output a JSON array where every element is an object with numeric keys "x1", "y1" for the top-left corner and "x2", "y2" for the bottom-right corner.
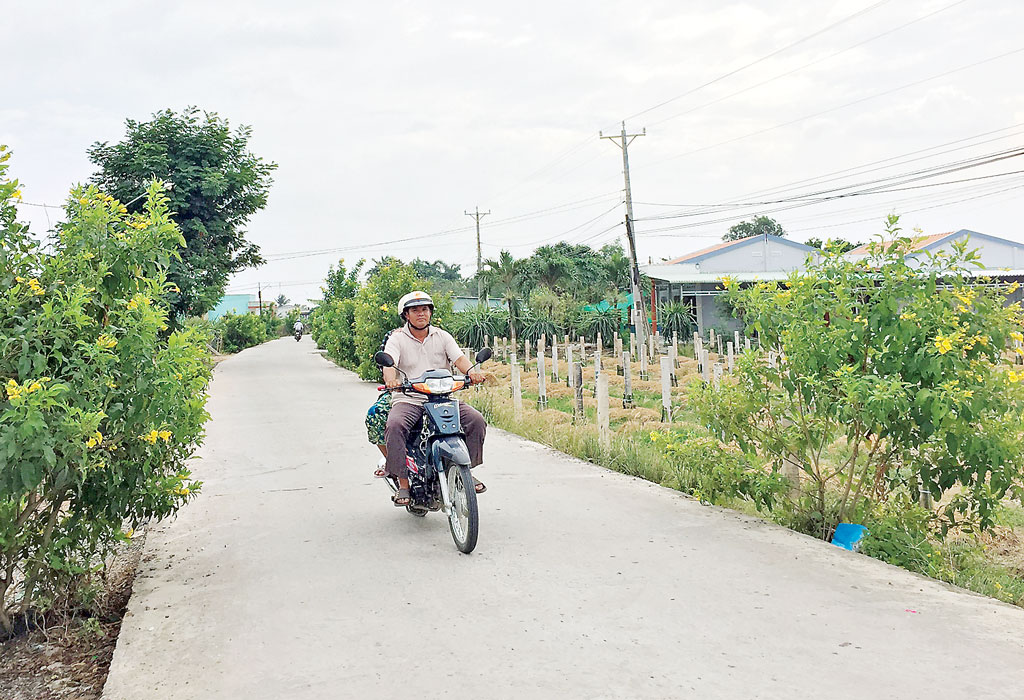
[
  {"x1": 701, "y1": 350, "x2": 711, "y2": 383},
  {"x1": 639, "y1": 344, "x2": 649, "y2": 381},
  {"x1": 713, "y1": 363, "x2": 723, "y2": 390},
  {"x1": 597, "y1": 372, "x2": 610, "y2": 450},
  {"x1": 622, "y1": 352, "x2": 635, "y2": 408},
  {"x1": 660, "y1": 356, "x2": 674, "y2": 422},
  {"x1": 537, "y1": 348, "x2": 548, "y2": 409},
  {"x1": 566, "y1": 343, "x2": 574, "y2": 388},
  {"x1": 552, "y1": 341, "x2": 560, "y2": 383},
  {"x1": 511, "y1": 361, "x2": 523, "y2": 421},
  {"x1": 672, "y1": 331, "x2": 679, "y2": 369},
  {"x1": 573, "y1": 363, "x2": 584, "y2": 423},
  {"x1": 727, "y1": 341, "x2": 735, "y2": 373}
]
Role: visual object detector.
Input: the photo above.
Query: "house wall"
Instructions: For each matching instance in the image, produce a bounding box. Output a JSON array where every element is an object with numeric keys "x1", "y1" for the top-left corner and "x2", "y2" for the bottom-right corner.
[
  {"x1": 695, "y1": 238, "x2": 817, "y2": 273},
  {"x1": 695, "y1": 284, "x2": 743, "y2": 335},
  {"x1": 208, "y1": 294, "x2": 256, "y2": 321},
  {"x1": 910, "y1": 233, "x2": 1024, "y2": 269}
]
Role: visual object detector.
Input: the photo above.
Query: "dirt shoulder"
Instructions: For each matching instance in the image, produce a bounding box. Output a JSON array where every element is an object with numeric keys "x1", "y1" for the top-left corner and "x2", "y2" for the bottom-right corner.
[{"x1": 0, "y1": 536, "x2": 145, "y2": 700}]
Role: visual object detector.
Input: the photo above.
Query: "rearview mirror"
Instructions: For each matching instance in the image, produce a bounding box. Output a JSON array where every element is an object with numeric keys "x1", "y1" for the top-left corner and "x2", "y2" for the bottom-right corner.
[
  {"x1": 374, "y1": 351, "x2": 395, "y2": 368},
  {"x1": 475, "y1": 347, "x2": 492, "y2": 364}
]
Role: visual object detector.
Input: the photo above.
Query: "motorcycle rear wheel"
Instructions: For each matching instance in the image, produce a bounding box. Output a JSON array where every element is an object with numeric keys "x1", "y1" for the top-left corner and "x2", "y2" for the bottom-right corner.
[{"x1": 446, "y1": 464, "x2": 478, "y2": 554}]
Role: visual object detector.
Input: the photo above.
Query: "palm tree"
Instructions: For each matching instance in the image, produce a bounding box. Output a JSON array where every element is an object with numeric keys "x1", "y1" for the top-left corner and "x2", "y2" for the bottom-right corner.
[{"x1": 480, "y1": 250, "x2": 527, "y2": 348}]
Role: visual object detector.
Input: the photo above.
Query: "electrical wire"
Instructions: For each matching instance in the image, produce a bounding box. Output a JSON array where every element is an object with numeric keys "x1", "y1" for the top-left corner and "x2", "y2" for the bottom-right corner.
[
  {"x1": 634, "y1": 146, "x2": 1024, "y2": 221},
  {"x1": 622, "y1": 0, "x2": 894, "y2": 124},
  {"x1": 638, "y1": 46, "x2": 1024, "y2": 171},
  {"x1": 645, "y1": 0, "x2": 972, "y2": 129}
]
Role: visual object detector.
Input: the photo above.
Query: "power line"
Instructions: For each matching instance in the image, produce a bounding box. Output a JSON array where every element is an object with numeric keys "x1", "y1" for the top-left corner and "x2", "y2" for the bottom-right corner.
[
  {"x1": 637, "y1": 176, "x2": 1024, "y2": 237},
  {"x1": 262, "y1": 192, "x2": 622, "y2": 261},
  {"x1": 623, "y1": 0, "x2": 894, "y2": 123},
  {"x1": 645, "y1": 0, "x2": 972, "y2": 129},
  {"x1": 634, "y1": 146, "x2": 1024, "y2": 221},
  {"x1": 638, "y1": 46, "x2": 1024, "y2": 171}
]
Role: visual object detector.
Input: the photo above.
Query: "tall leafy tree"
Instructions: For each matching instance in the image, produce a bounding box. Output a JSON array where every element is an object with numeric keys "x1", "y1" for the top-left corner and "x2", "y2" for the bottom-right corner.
[
  {"x1": 88, "y1": 107, "x2": 277, "y2": 318},
  {"x1": 723, "y1": 215, "x2": 786, "y2": 242},
  {"x1": 480, "y1": 250, "x2": 528, "y2": 346}
]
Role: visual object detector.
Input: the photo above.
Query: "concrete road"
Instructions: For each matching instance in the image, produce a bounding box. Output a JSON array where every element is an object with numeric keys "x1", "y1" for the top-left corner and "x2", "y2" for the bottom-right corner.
[{"x1": 103, "y1": 337, "x2": 1024, "y2": 699}]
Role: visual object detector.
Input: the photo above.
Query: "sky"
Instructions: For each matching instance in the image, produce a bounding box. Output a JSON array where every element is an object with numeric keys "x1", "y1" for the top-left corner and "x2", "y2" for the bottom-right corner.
[{"x1": 3, "y1": 0, "x2": 1023, "y2": 305}]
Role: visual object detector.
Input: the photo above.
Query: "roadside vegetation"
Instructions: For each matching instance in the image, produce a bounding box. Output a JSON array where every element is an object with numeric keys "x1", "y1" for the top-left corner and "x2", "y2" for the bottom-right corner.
[{"x1": 311, "y1": 216, "x2": 1024, "y2": 607}]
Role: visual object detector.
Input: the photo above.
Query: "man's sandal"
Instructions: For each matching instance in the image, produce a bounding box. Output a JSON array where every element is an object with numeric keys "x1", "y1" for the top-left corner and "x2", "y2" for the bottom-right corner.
[
  {"x1": 392, "y1": 488, "x2": 411, "y2": 506},
  {"x1": 373, "y1": 468, "x2": 386, "y2": 478},
  {"x1": 473, "y1": 478, "x2": 487, "y2": 494}
]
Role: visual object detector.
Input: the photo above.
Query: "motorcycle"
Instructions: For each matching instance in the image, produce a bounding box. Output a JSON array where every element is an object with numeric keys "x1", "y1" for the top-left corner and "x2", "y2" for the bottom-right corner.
[
  {"x1": 374, "y1": 347, "x2": 491, "y2": 554},
  {"x1": 294, "y1": 328, "x2": 302, "y2": 341}
]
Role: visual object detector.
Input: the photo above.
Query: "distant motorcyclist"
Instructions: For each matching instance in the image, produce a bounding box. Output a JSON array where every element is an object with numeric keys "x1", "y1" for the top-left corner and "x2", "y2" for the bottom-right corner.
[
  {"x1": 293, "y1": 320, "x2": 304, "y2": 335},
  {"x1": 382, "y1": 291, "x2": 487, "y2": 507}
]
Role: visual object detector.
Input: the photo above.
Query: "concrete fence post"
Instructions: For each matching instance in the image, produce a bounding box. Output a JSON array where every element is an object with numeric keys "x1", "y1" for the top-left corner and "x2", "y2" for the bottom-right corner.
[
  {"x1": 727, "y1": 341, "x2": 735, "y2": 373},
  {"x1": 573, "y1": 363, "x2": 584, "y2": 423},
  {"x1": 566, "y1": 343, "x2": 574, "y2": 388},
  {"x1": 622, "y1": 352, "x2": 635, "y2": 408},
  {"x1": 552, "y1": 341, "x2": 560, "y2": 383},
  {"x1": 639, "y1": 344, "x2": 649, "y2": 381},
  {"x1": 660, "y1": 356, "x2": 674, "y2": 422},
  {"x1": 511, "y1": 361, "x2": 523, "y2": 421},
  {"x1": 537, "y1": 348, "x2": 548, "y2": 409},
  {"x1": 597, "y1": 372, "x2": 610, "y2": 450},
  {"x1": 701, "y1": 349, "x2": 711, "y2": 383}
]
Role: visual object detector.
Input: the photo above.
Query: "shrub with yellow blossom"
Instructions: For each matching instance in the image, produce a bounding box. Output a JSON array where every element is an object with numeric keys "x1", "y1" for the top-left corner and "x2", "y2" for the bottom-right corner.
[
  {"x1": 699, "y1": 215, "x2": 1024, "y2": 539},
  {"x1": 0, "y1": 149, "x2": 210, "y2": 634}
]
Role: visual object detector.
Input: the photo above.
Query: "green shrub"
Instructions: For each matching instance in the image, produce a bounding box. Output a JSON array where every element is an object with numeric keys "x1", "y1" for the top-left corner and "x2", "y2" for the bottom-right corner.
[
  {"x1": 353, "y1": 260, "x2": 452, "y2": 380},
  {"x1": 218, "y1": 312, "x2": 267, "y2": 353},
  {"x1": 448, "y1": 305, "x2": 506, "y2": 348},
  {"x1": 657, "y1": 301, "x2": 696, "y2": 339},
  {"x1": 651, "y1": 430, "x2": 788, "y2": 513},
  {"x1": 0, "y1": 153, "x2": 210, "y2": 634}
]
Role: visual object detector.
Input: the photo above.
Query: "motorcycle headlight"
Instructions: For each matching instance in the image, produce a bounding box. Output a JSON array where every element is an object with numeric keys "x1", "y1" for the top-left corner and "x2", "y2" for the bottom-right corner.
[{"x1": 424, "y1": 377, "x2": 455, "y2": 393}]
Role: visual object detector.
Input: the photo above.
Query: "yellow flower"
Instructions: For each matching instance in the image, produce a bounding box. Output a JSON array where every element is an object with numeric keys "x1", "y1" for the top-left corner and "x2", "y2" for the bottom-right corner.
[
  {"x1": 12, "y1": 189, "x2": 22, "y2": 200},
  {"x1": 1011, "y1": 332, "x2": 1023, "y2": 343},
  {"x1": 934, "y1": 335, "x2": 953, "y2": 355},
  {"x1": 649, "y1": 432, "x2": 659, "y2": 442},
  {"x1": 899, "y1": 312, "x2": 918, "y2": 321},
  {"x1": 139, "y1": 430, "x2": 160, "y2": 444},
  {"x1": 15, "y1": 276, "x2": 25, "y2": 283},
  {"x1": 380, "y1": 304, "x2": 388, "y2": 311},
  {"x1": 175, "y1": 486, "x2": 191, "y2": 496},
  {"x1": 124, "y1": 528, "x2": 135, "y2": 539},
  {"x1": 86, "y1": 430, "x2": 104, "y2": 448},
  {"x1": 97, "y1": 334, "x2": 118, "y2": 350},
  {"x1": 27, "y1": 278, "x2": 44, "y2": 296},
  {"x1": 158, "y1": 430, "x2": 172, "y2": 442},
  {"x1": 1009, "y1": 371, "x2": 1023, "y2": 384}
]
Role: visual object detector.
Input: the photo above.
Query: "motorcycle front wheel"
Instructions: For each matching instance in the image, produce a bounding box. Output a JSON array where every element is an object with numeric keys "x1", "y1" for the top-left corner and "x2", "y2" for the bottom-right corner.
[{"x1": 446, "y1": 464, "x2": 478, "y2": 554}]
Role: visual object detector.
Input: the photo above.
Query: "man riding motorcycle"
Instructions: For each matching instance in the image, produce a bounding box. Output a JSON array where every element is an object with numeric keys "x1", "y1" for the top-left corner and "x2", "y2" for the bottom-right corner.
[{"x1": 382, "y1": 291, "x2": 487, "y2": 507}]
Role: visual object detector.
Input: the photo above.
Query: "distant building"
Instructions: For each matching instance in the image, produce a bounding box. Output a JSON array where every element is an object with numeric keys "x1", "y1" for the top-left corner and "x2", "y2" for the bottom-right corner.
[
  {"x1": 643, "y1": 235, "x2": 820, "y2": 334},
  {"x1": 453, "y1": 297, "x2": 505, "y2": 312},
  {"x1": 643, "y1": 229, "x2": 1024, "y2": 336},
  {"x1": 275, "y1": 303, "x2": 312, "y2": 318},
  {"x1": 208, "y1": 294, "x2": 257, "y2": 321}
]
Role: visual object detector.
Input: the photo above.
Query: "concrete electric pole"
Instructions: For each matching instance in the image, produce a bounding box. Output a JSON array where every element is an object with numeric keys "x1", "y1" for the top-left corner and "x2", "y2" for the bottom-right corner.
[
  {"x1": 600, "y1": 121, "x2": 649, "y2": 350},
  {"x1": 465, "y1": 207, "x2": 491, "y2": 306}
]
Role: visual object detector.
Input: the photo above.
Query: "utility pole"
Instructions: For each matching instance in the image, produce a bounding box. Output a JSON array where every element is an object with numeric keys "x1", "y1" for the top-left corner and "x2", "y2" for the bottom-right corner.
[
  {"x1": 600, "y1": 121, "x2": 650, "y2": 351},
  {"x1": 257, "y1": 282, "x2": 263, "y2": 315},
  {"x1": 465, "y1": 207, "x2": 491, "y2": 306}
]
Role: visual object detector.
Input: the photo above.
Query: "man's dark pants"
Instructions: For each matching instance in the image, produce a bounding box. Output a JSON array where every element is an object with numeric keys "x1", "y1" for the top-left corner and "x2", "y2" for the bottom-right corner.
[{"x1": 384, "y1": 401, "x2": 486, "y2": 479}]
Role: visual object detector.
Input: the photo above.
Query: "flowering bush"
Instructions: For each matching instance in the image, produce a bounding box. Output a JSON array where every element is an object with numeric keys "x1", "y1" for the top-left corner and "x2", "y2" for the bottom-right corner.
[
  {"x1": 696, "y1": 215, "x2": 1024, "y2": 537},
  {"x1": 352, "y1": 260, "x2": 452, "y2": 380},
  {"x1": 0, "y1": 148, "x2": 210, "y2": 633}
]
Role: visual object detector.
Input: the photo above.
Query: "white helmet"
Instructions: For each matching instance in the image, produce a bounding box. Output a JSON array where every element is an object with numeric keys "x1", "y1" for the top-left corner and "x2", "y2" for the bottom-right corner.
[{"x1": 398, "y1": 290, "x2": 434, "y2": 318}]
